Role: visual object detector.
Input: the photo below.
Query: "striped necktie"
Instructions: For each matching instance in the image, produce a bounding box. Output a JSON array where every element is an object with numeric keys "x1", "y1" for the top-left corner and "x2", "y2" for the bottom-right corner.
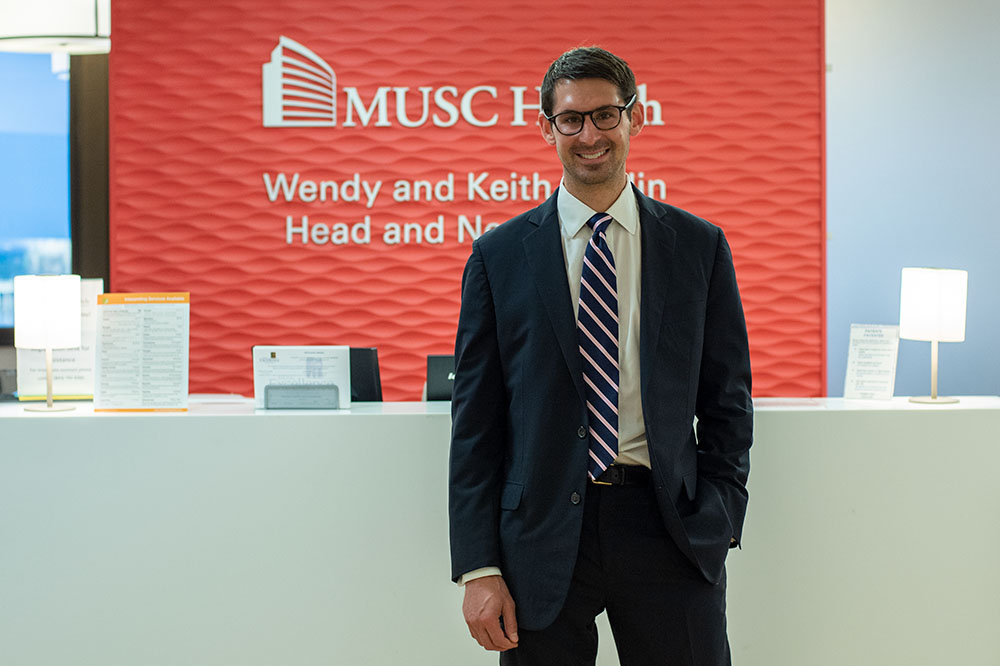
[{"x1": 578, "y1": 212, "x2": 619, "y2": 481}]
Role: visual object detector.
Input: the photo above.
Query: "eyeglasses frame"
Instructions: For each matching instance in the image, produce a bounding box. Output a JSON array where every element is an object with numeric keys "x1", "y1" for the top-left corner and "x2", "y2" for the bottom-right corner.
[{"x1": 543, "y1": 94, "x2": 638, "y2": 136}]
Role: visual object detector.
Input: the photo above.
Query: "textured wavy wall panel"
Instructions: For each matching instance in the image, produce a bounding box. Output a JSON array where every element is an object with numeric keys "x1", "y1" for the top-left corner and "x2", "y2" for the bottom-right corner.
[{"x1": 110, "y1": 0, "x2": 824, "y2": 399}]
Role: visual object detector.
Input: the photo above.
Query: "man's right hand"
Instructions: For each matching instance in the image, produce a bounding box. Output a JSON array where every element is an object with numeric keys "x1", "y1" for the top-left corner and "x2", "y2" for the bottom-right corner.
[{"x1": 462, "y1": 574, "x2": 519, "y2": 651}]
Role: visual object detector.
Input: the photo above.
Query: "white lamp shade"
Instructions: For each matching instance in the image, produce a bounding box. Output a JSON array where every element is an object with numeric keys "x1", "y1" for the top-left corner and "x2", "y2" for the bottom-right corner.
[
  {"x1": 899, "y1": 267, "x2": 967, "y2": 342},
  {"x1": 0, "y1": 0, "x2": 111, "y2": 54},
  {"x1": 13, "y1": 275, "x2": 83, "y2": 350}
]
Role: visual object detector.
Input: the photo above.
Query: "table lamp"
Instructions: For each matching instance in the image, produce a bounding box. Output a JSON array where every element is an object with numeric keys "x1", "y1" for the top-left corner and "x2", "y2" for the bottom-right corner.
[
  {"x1": 13, "y1": 275, "x2": 82, "y2": 412},
  {"x1": 898, "y1": 267, "x2": 967, "y2": 404}
]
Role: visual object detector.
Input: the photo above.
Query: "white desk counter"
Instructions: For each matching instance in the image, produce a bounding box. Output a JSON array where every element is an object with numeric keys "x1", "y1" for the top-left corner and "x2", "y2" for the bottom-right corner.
[
  {"x1": 2, "y1": 397, "x2": 999, "y2": 665},
  {"x1": 729, "y1": 396, "x2": 1000, "y2": 666}
]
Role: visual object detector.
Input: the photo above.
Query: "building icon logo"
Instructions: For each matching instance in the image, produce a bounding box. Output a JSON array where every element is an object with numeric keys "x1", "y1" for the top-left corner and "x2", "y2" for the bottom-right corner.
[{"x1": 262, "y1": 36, "x2": 336, "y2": 127}]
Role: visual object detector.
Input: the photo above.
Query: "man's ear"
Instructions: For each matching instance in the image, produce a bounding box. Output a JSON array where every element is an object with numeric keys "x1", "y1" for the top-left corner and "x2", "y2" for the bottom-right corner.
[
  {"x1": 629, "y1": 101, "x2": 645, "y2": 137},
  {"x1": 538, "y1": 112, "x2": 557, "y2": 146}
]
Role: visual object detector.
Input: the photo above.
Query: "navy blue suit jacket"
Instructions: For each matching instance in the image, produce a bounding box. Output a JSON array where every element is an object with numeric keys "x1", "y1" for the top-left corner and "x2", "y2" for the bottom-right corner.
[{"x1": 449, "y1": 186, "x2": 753, "y2": 631}]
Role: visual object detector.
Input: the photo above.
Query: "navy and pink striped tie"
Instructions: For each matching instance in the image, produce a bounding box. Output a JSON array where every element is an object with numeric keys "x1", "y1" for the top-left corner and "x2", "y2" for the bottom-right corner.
[{"x1": 578, "y1": 212, "x2": 619, "y2": 481}]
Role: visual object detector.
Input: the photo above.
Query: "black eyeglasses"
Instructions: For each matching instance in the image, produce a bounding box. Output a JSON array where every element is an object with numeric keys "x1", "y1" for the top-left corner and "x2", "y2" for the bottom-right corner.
[{"x1": 544, "y1": 94, "x2": 637, "y2": 136}]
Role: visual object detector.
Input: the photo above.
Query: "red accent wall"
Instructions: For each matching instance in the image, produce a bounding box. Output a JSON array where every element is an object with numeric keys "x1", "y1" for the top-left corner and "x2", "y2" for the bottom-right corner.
[{"x1": 109, "y1": 0, "x2": 825, "y2": 399}]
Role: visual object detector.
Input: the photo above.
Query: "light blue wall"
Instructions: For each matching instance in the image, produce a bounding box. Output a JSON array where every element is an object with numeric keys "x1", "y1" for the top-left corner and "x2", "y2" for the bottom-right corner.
[
  {"x1": 826, "y1": 0, "x2": 1000, "y2": 397},
  {"x1": 0, "y1": 53, "x2": 70, "y2": 239}
]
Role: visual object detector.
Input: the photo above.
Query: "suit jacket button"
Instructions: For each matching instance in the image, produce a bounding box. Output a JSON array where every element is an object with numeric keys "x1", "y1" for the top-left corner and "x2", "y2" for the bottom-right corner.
[
  {"x1": 577, "y1": 426, "x2": 587, "y2": 439},
  {"x1": 570, "y1": 491, "x2": 581, "y2": 505}
]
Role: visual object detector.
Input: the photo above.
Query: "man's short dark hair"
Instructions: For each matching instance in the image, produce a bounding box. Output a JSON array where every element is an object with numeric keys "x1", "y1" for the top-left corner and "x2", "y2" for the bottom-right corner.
[{"x1": 540, "y1": 46, "x2": 637, "y2": 117}]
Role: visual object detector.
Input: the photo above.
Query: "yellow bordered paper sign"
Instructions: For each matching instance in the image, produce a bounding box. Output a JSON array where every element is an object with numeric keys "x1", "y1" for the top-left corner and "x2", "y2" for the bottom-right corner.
[{"x1": 94, "y1": 292, "x2": 190, "y2": 412}]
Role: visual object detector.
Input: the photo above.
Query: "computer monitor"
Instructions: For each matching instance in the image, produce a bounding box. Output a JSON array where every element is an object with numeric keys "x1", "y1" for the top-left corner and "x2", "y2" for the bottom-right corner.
[
  {"x1": 350, "y1": 347, "x2": 383, "y2": 402},
  {"x1": 426, "y1": 354, "x2": 455, "y2": 401}
]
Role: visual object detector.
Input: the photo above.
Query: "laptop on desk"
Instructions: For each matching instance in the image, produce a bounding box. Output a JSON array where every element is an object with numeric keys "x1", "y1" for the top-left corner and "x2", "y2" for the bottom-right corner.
[{"x1": 426, "y1": 354, "x2": 455, "y2": 401}]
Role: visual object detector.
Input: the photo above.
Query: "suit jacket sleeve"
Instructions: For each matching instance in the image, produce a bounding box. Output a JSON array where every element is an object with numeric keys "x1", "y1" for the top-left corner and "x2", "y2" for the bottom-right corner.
[
  {"x1": 694, "y1": 227, "x2": 753, "y2": 547},
  {"x1": 448, "y1": 239, "x2": 508, "y2": 581}
]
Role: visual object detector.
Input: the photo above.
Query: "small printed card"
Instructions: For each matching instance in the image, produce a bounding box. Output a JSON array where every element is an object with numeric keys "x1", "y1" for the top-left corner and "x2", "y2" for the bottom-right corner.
[
  {"x1": 252, "y1": 345, "x2": 351, "y2": 409},
  {"x1": 844, "y1": 324, "x2": 899, "y2": 400}
]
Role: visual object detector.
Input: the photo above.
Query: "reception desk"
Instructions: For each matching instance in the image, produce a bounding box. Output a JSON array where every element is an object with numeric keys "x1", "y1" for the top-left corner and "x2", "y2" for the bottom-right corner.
[{"x1": 2, "y1": 397, "x2": 999, "y2": 665}]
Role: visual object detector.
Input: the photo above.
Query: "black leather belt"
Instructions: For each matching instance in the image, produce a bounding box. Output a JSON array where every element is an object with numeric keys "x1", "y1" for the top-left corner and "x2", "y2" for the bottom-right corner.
[{"x1": 590, "y1": 464, "x2": 651, "y2": 487}]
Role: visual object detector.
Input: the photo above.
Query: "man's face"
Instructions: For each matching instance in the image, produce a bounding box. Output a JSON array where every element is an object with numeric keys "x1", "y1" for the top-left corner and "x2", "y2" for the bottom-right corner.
[{"x1": 539, "y1": 78, "x2": 644, "y2": 194}]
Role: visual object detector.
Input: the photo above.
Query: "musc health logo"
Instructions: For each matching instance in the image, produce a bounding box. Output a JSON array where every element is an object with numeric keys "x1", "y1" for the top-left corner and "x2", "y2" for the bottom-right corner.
[{"x1": 260, "y1": 37, "x2": 665, "y2": 129}]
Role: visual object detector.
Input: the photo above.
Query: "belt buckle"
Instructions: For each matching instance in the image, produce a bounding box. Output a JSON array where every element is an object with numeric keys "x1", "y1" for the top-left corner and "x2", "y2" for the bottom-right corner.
[{"x1": 592, "y1": 464, "x2": 618, "y2": 486}]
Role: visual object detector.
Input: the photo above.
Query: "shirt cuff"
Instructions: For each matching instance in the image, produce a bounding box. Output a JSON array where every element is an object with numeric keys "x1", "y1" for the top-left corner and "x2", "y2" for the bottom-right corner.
[{"x1": 457, "y1": 566, "x2": 503, "y2": 586}]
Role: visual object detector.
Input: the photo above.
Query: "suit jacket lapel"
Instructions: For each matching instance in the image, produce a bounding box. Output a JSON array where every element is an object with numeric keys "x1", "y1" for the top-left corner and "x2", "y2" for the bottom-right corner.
[
  {"x1": 521, "y1": 191, "x2": 587, "y2": 404},
  {"x1": 638, "y1": 189, "x2": 677, "y2": 399}
]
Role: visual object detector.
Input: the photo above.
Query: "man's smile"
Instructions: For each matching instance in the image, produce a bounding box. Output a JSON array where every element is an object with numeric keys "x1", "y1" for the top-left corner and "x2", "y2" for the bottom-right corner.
[{"x1": 577, "y1": 147, "x2": 610, "y2": 161}]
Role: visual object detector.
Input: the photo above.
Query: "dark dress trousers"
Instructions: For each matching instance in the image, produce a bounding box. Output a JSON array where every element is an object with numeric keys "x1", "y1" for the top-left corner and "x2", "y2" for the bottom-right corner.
[{"x1": 449, "y1": 185, "x2": 753, "y2": 633}]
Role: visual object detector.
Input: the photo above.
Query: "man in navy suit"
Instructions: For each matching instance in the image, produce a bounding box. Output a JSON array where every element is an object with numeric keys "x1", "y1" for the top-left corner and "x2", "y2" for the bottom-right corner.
[{"x1": 449, "y1": 46, "x2": 752, "y2": 665}]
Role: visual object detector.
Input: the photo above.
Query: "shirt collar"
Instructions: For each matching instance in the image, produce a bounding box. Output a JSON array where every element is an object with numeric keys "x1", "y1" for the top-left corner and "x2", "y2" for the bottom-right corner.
[{"x1": 557, "y1": 180, "x2": 639, "y2": 237}]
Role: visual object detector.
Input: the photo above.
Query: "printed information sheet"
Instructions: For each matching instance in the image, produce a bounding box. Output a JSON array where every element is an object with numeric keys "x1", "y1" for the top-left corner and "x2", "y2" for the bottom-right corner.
[
  {"x1": 252, "y1": 345, "x2": 351, "y2": 409},
  {"x1": 94, "y1": 293, "x2": 190, "y2": 411},
  {"x1": 844, "y1": 324, "x2": 899, "y2": 400},
  {"x1": 17, "y1": 278, "x2": 104, "y2": 400}
]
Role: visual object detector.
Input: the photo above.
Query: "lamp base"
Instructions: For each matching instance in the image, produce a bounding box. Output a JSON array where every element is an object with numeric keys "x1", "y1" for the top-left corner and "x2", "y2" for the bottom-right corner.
[
  {"x1": 24, "y1": 403, "x2": 76, "y2": 413},
  {"x1": 908, "y1": 396, "x2": 959, "y2": 405}
]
